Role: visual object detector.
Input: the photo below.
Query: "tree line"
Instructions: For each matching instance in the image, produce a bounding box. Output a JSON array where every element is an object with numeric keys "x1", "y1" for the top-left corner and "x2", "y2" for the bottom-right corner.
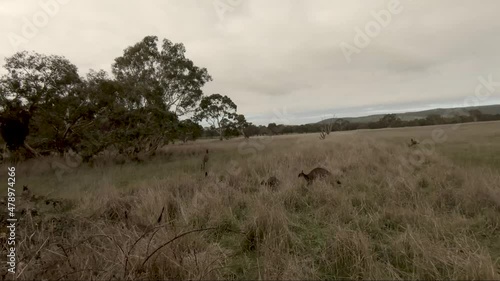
[
  {"x1": 0, "y1": 36, "x2": 251, "y2": 161},
  {"x1": 238, "y1": 109, "x2": 500, "y2": 137},
  {"x1": 364, "y1": 110, "x2": 500, "y2": 129}
]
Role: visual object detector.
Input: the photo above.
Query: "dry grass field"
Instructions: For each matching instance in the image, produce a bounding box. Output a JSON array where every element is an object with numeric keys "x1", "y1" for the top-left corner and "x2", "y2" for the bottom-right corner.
[{"x1": 1, "y1": 121, "x2": 500, "y2": 280}]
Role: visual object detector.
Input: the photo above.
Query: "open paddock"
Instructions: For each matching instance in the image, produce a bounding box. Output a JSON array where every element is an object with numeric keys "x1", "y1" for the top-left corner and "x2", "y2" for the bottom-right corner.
[{"x1": 1, "y1": 121, "x2": 499, "y2": 280}]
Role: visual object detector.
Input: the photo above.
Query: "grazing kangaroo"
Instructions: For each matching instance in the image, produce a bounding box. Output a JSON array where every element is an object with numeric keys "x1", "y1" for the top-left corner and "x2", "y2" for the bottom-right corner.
[
  {"x1": 201, "y1": 149, "x2": 209, "y2": 170},
  {"x1": 408, "y1": 138, "x2": 419, "y2": 147},
  {"x1": 261, "y1": 176, "x2": 280, "y2": 188},
  {"x1": 298, "y1": 167, "x2": 341, "y2": 186}
]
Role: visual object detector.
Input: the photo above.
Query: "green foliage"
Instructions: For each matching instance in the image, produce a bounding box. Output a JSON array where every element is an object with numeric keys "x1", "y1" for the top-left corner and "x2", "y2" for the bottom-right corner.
[
  {"x1": 0, "y1": 36, "x2": 214, "y2": 159},
  {"x1": 195, "y1": 94, "x2": 238, "y2": 140},
  {"x1": 379, "y1": 114, "x2": 402, "y2": 128},
  {"x1": 0, "y1": 51, "x2": 87, "y2": 154},
  {"x1": 243, "y1": 123, "x2": 260, "y2": 138},
  {"x1": 334, "y1": 119, "x2": 350, "y2": 131},
  {"x1": 177, "y1": 119, "x2": 203, "y2": 142},
  {"x1": 267, "y1": 123, "x2": 278, "y2": 135},
  {"x1": 107, "y1": 35, "x2": 213, "y2": 153},
  {"x1": 112, "y1": 36, "x2": 212, "y2": 116},
  {"x1": 222, "y1": 114, "x2": 250, "y2": 139},
  {"x1": 1, "y1": 51, "x2": 81, "y2": 107}
]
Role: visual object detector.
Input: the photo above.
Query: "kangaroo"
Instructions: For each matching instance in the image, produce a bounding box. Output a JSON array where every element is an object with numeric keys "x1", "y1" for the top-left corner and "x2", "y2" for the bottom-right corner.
[
  {"x1": 408, "y1": 138, "x2": 419, "y2": 147},
  {"x1": 201, "y1": 149, "x2": 209, "y2": 170},
  {"x1": 261, "y1": 176, "x2": 280, "y2": 188},
  {"x1": 298, "y1": 167, "x2": 341, "y2": 186}
]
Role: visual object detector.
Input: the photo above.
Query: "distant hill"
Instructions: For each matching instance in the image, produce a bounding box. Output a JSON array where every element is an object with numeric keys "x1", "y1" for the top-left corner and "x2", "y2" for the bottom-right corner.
[{"x1": 317, "y1": 104, "x2": 500, "y2": 124}]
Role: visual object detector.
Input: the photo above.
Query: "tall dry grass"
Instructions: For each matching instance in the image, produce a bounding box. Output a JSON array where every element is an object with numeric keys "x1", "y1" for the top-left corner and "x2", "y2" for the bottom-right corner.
[{"x1": 1, "y1": 129, "x2": 499, "y2": 280}]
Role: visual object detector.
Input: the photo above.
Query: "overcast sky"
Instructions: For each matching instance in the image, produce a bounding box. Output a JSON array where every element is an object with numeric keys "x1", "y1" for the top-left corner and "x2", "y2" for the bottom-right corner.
[{"x1": 1, "y1": 0, "x2": 500, "y2": 125}]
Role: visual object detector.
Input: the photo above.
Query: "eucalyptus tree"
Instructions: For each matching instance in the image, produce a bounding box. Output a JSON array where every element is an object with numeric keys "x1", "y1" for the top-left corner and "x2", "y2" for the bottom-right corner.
[
  {"x1": 111, "y1": 35, "x2": 212, "y2": 151},
  {"x1": 0, "y1": 51, "x2": 85, "y2": 155},
  {"x1": 194, "y1": 94, "x2": 238, "y2": 141}
]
